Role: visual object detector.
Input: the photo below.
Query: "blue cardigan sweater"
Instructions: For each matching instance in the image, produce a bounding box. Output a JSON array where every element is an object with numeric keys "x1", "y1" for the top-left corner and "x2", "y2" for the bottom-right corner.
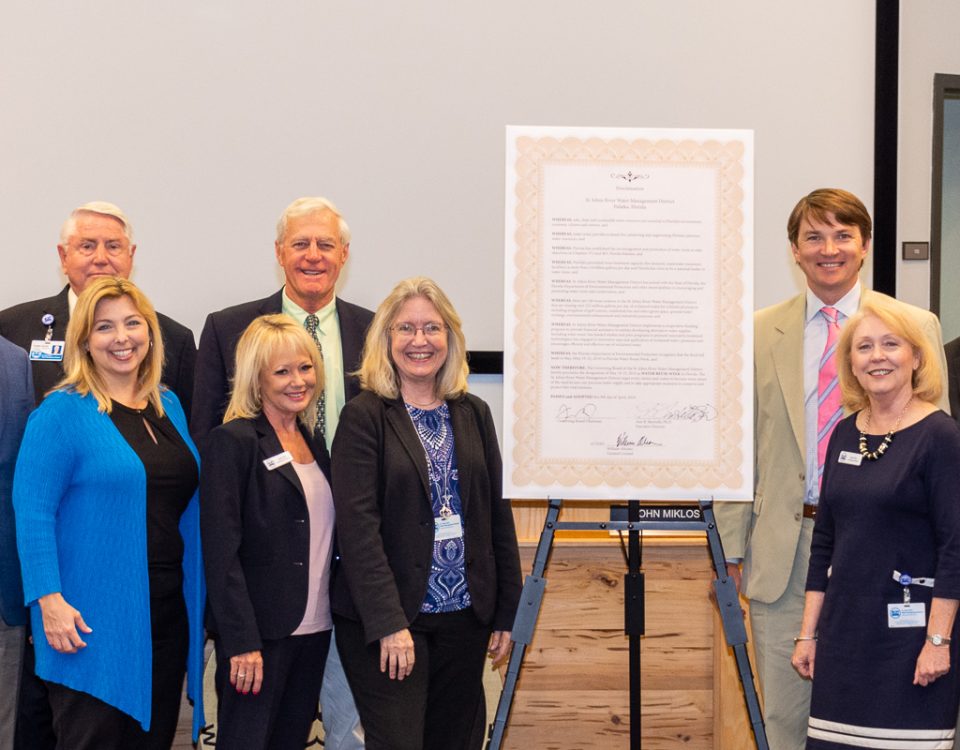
[{"x1": 13, "y1": 389, "x2": 206, "y2": 738}]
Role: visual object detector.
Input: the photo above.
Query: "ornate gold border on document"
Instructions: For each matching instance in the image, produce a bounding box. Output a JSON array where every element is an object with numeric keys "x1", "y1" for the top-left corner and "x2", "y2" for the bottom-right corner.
[{"x1": 509, "y1": 136, "x2": 746, "y2": 492}]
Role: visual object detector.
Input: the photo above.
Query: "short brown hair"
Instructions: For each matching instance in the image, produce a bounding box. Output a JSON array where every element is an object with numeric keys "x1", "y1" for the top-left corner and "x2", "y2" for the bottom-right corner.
[
  {"x1": 787, "y1": 188, "x2": 872, "y2": 246},
  {"x1": 60, "y1": 276, "x2": 165, "y2": 414},
  {"x1": 836, "y1": 296, "x2": 942, "y2": 412}
]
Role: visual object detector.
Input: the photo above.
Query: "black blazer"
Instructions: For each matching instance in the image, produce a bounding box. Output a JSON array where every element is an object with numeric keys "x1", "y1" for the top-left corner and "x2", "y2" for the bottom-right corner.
[
  {"x1": 330, "y1": 390, "x2": 522, "y2": 644},
  {"x1": 190, "y1": 291, "x2": 374, "y2": 443},
  {"x1": 0, "y1": 285, "x2": 197, "y2": 415},
  {"x1": 947, "y1": 336, "x2": 960, "y2": 422},
  {"x1": 201, "y1": 413, "x2": 333, "y2": 658}
]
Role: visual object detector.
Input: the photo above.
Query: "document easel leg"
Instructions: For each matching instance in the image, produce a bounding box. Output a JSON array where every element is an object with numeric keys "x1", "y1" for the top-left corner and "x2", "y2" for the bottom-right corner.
[
  {"x1": 624, "y1": 500, "x2": 643, "y2": 750},
  {"x1": 486, "y1": 499, "x2": 561, "y2": 750},
  {"x1": 490, "y1": 499, "x2": 769, "y2": 749},
  {"x1": 700, "y1": 500, "x2": 769, "y2": 750}
]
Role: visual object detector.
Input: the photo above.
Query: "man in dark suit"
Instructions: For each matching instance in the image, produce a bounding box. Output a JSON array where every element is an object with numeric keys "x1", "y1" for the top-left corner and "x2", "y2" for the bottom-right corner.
[
  {"x1": 0, "y1": 201, "x2": 196, "y2": 415},
  {"x1": 193, "y1": 196, "x2": 374, "y2": 749},
  {"x1": 946, "y1": 336, "x2": 960, "y2": 419},
  {"x1": 0, "y1": 201, "x2": 197, "y2": 750},
  {"x1": 0, "y1": 336, "x2": 33, "y2": 750},
  {"x1": 191, "y1": 196, "x2": 373, "y2": 446}
]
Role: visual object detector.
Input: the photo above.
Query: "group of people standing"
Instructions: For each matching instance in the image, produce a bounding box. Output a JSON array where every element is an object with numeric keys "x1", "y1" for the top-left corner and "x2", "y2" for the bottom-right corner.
[
  {"x1": 4, "y1": 186, "x2": 960, "y2": 750},
  {"x1": 0, "y1": 197, "x2": 521, "y2": 750}
]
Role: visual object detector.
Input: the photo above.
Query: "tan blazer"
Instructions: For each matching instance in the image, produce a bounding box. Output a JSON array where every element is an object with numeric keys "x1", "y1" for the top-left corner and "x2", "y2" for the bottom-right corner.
[{"x1": 715, "y1": 288, "x2": 949, "y2": 604}]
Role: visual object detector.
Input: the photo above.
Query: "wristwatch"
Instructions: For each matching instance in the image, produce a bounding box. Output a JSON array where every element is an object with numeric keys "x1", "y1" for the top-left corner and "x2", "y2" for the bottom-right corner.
[{"x1": 926, "y1": 634, "x2": 952, "y2": 646}]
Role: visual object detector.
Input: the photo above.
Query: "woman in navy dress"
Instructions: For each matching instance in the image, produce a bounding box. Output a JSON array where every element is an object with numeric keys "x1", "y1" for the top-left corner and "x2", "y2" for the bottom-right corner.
[{"x1": 791, "y1": 295, "x2": 960, "y2": 749}]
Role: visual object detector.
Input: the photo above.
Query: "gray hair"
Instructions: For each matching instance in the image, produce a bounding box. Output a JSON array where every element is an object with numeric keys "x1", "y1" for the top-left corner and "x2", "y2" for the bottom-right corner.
[
  {"x1": 60, "y1": 201, "x2": 134, "y2": 245},
  {"x1": 275, "y1": 197, "x2": 351, "y2": 245}
]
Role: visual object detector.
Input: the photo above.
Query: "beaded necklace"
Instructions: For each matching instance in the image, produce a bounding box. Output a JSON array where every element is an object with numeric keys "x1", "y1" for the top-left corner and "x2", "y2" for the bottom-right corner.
[{"x1": 858, "y1": 398, "x2": 911, "y2": 461}]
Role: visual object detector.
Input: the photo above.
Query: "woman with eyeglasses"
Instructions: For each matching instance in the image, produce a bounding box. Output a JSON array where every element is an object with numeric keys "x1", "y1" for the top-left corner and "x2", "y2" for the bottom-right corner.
[{"x1": 330, "y1": 277, "x2": 522, "y2": 750}]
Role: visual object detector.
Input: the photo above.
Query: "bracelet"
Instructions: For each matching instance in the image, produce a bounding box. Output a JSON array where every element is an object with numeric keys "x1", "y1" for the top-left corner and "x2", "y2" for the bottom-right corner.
[{"x1": 793, "y1": 635, "x2": 817, "y2": 642}]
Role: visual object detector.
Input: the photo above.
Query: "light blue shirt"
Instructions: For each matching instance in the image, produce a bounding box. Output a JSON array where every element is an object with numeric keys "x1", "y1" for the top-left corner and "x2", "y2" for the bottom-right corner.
[
  {"x1": 281, "y1": 290, "x2": 345, "y2": 452},
  {"x1": 802, "y1": 282, "x2": 861, "y2": 505}
]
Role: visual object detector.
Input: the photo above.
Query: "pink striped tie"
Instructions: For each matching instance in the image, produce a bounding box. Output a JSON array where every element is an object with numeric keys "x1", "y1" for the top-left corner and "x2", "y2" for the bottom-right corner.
[{"x1": 817, "y1": 306, "x2": 843, "y2": 489}]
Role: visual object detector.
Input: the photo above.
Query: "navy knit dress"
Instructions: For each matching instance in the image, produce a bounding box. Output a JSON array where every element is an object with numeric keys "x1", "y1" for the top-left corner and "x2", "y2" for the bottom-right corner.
[{"x1": 806, "y1": 410, "x2": 960, "y2": 749}]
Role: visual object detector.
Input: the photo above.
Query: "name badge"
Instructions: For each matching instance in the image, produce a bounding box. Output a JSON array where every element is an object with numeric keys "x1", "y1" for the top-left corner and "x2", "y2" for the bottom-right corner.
[
  {"x1": 263, "y1": 451, "x2": 293, "y2": 471},
  {"x1": 29, "y1": 339, "x2": 65, "y2": 362},
  {"x1": 838, "y1": 451, "x2": 863, "y2": 466},
  {"x1": 888, "y1": 602, "x2": 926, "y2": 628},
  {"x1": 434, "y1": 513, "x2": 464, "y2": 541}
]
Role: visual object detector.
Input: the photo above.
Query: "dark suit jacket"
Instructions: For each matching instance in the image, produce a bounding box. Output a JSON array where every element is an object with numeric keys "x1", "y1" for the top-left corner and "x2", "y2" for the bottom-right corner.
[
  {"x1": 200, "y1": 413, "x2": 333, "y2": 658},
  {"x1": 947, "y1": 336, "x2": 960, "y2": 421},
  {"x1": 0, "y1": 335, "x2": 33, "y2": 626},
  {"x1": 330, "y1": 390, "x2": 522, "y2": 644},
  {"x1": 191, "y1": 290, "x2": 374, "y2": 443},
  {"x1": 0, "y1": 285, "x2": 197, "y2": 416}
]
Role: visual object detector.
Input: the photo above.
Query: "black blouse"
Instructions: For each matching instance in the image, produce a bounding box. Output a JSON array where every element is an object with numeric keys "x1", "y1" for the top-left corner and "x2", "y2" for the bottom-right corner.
[{"x1": 109, "y1": 400, "x2": 198, "y2": 597}]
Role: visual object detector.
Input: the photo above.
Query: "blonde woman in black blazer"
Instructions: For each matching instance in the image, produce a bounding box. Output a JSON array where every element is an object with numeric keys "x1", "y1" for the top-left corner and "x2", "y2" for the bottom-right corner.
[
  {"x1": 201, "y1": 315, "x2": 336, "y2": 750},
  {"x1": 331, "y1": 277, "x2": 522, "y2": 750}
]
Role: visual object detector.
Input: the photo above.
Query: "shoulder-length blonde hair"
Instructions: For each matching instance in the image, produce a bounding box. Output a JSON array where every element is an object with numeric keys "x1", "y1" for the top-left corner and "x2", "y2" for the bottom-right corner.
[
  {"x1": 223, "y1": 314, "x2": 323, "y2": 431},
  {"x1": 358, "y1": 277, "x2": 469, "y2": 400},
  {"x1": 837, "y1": 296, "x2": 942, "y2": 411},
  {"x1": 60, "y1": 276, "x2": 165, "y2": 414}
]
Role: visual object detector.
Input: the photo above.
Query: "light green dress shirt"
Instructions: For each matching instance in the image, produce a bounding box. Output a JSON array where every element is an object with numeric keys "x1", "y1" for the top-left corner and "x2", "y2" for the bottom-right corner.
[{"x1": 282, "y1": 290, "x2": 345, "y2": 453}]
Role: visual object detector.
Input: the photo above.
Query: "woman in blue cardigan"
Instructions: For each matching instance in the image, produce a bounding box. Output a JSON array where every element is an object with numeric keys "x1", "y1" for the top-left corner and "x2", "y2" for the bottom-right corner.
[{"x1": 13, "y1": 276, "x2": 205, "y2": 749}]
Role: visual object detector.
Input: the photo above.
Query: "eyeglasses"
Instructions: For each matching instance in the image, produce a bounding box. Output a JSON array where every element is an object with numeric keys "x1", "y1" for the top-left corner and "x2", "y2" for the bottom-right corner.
[
  {"x1": 390, "y1": 322, "x2": 446, "y2": 338},
  {"x1": 71, "y1": 240, "x2": 129, "y2": 258}
]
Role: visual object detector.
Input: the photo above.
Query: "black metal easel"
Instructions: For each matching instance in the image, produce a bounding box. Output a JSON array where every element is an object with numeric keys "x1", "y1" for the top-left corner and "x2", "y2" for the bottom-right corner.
[{"x1": 486, "y1": 498, "x2": 768, "y2": 750}]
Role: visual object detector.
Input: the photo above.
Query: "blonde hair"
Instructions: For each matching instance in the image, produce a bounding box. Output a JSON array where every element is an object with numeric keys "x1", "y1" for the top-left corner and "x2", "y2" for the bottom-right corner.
[
  {"x1": 358, "y1": 277, "x2": 469, "y2": 400},
  {"x1": 223, "y1": 314, "x2": 324, "y2": 431},
  {"x1": 59, "y1": 276, "x2": 165, "y2": 414},
  {"x1": 837, "y1": 296, "x2": 942, "y2": 412}
]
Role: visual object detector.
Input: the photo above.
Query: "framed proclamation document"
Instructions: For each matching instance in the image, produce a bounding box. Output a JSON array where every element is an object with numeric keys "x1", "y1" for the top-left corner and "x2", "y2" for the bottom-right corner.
[{"x1": 503, "y1": 126, "x2": 753, "y2": 501}]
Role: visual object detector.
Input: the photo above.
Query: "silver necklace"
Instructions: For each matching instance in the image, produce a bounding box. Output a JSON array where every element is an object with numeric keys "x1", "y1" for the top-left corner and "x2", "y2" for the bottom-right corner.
[{"x1": 404, "y1": 395, "x2": 442, "y2": 410}]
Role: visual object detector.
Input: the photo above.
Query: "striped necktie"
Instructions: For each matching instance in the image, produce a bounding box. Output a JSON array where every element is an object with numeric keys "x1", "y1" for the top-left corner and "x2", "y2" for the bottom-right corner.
[
  {"x1": 303, "y1": 314, "x2": 326, "y2": 440},
  {"x1": 816, "y1": 306, "x2": 843, "y2": 490}
]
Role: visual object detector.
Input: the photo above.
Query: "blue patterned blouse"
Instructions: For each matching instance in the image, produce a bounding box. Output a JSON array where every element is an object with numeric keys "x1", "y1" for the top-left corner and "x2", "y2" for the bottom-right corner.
[{"x1": 406, "y1": 402, "x2": 471, "y2": 613}]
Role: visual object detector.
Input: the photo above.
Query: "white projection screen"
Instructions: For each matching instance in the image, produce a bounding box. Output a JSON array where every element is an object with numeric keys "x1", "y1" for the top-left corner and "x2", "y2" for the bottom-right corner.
[{"x1": 0, "y1": 1, "x2": 876, "y2": 450}]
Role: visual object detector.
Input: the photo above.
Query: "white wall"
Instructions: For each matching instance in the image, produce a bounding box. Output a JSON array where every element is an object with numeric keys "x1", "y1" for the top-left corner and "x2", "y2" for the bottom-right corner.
[
  {"x1": 1, "y1": 0, "x2": 876, "y2": 347},
  {"x1": 898, "y1": 0, "x2": 960, "y2": 313}
]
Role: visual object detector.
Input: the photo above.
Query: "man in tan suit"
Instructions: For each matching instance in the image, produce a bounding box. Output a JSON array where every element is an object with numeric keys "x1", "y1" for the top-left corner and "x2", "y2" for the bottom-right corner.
[{"x1": 715, "y1": 188, "x2": 948, "y2": 750}]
